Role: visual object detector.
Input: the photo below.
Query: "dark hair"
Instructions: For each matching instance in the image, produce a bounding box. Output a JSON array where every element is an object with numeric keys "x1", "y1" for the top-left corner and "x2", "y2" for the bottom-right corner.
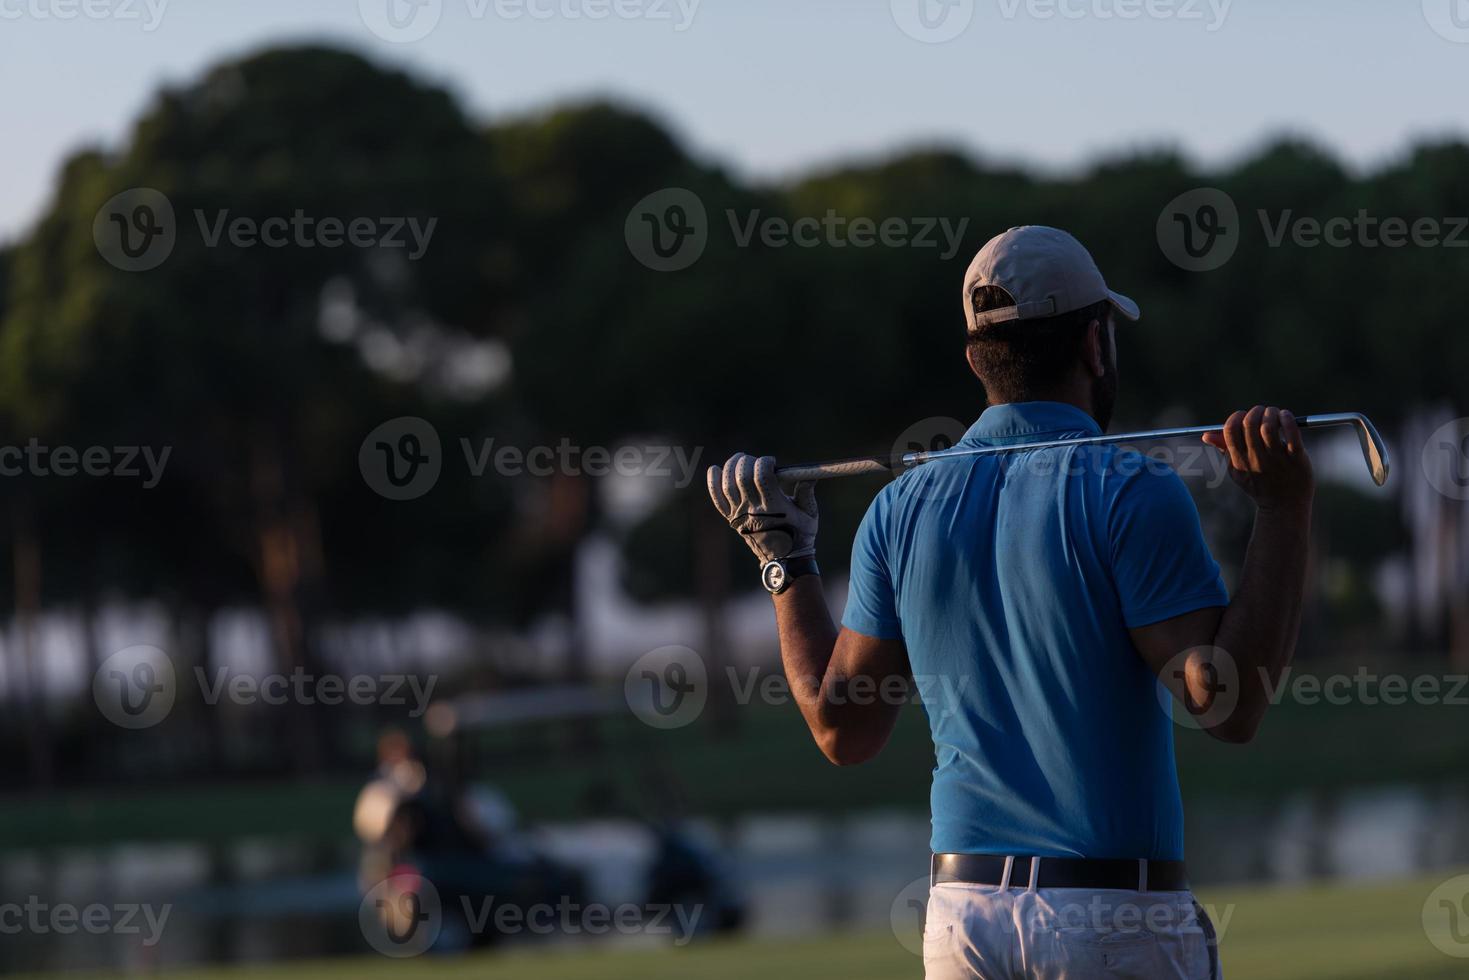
[{"x1": 965, "y1": 285, "x2": 1110, "y2": 403}]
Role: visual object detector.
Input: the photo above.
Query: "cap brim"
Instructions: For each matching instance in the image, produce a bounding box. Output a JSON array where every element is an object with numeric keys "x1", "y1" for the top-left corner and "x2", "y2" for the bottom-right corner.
[{"x1": 1107, "y1": 290, "x2": 1140, "y2": 322}]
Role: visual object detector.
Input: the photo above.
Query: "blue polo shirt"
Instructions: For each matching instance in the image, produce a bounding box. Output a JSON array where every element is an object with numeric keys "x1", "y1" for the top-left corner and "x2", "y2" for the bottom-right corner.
[{"x1": 842, "y1": 402, "x2": 1228, "y2": 860}]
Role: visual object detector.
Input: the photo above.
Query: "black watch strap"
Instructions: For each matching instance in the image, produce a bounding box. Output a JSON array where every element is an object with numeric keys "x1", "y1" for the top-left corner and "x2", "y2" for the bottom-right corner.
[{"x1": 783, "y1": 555, "x2": 820, "y2": 582}]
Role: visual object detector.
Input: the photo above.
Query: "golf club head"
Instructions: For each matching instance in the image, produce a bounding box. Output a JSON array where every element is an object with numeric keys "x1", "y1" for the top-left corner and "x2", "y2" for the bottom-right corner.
[
  {"x1": 1352, "y1": 414, "x2": 1391, "y2": 487},
  {"x1": 1304, "y1": 413, "x2": 1390, "y2": 487}
]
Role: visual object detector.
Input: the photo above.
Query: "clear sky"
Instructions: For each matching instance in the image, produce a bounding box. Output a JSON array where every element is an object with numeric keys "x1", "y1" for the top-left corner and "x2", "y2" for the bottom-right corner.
[{"x1": 3, "y1": 0, "x2": 1467, "y2": 242}]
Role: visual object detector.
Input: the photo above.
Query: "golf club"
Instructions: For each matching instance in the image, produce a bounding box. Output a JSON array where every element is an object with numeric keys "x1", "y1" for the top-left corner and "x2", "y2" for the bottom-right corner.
[{"x1": 776, "y1": 412, "x2": 1390, "y2": 487}]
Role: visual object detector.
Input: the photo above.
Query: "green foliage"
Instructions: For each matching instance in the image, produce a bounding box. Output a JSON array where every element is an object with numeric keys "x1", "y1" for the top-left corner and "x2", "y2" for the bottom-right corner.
[{"x1": 2, "y1": 41, "x2": 1458, "y2": 625}]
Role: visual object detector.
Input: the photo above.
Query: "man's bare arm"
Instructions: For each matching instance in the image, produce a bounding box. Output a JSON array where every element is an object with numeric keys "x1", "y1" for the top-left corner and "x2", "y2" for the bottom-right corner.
[
  {"x1": 1131, "y1": 405, "x2": 1314, "y2": 744},
  {"x1": 707, "y1": 452, "x2": 910, "y2": 766},
  {"x1": 772, "y1": 576, "x2": 910, "y2": 765}
]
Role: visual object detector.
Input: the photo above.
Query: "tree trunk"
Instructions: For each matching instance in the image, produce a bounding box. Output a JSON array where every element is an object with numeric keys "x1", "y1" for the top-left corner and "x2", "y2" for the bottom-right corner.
[
  {"x1": 12, "y1": 496, "x2": 53, "y2": 785},
  {"x1": 695, "y1": 497, "x2": 735, "y2": 732},
  {"x1": 250, "y1": 434, "x2": 328, "y2": 771}
]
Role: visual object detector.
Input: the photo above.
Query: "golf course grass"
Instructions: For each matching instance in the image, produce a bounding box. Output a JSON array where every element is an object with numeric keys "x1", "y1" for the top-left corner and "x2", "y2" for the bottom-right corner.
[{"x1": 21, "y1": 869, "x2": 1461, "y2": 980}]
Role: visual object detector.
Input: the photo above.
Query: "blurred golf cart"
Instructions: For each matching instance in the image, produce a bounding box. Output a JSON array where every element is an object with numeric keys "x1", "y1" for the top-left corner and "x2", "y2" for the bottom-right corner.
[{"x1": 354, "y1": 686, "x2": 744, "y2": 950}]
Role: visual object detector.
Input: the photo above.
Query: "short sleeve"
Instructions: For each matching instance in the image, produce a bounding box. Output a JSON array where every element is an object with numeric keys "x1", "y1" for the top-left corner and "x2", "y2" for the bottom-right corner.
[
  {"x1": 1108, "y1": 466, "x2": 1229, "y2": 628},
  {"x1": 840, "y1": 493, "x2": 903, "y2": 639}
]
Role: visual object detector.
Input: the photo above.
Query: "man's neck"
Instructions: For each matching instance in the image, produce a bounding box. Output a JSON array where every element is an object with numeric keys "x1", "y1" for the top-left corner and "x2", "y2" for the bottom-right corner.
[{"x1": 989, "y1": 388, "x2": 1097, "y2": 425}]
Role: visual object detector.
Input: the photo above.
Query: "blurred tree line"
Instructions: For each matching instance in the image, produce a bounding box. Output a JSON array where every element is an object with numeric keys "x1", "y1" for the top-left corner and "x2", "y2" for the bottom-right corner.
[{"x1": 0, "y1": 45, "x2": 1463, "y2": 788}]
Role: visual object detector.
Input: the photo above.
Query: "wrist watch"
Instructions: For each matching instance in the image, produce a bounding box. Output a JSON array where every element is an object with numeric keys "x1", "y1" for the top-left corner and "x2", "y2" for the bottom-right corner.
[{"x1": 760, "y1": 555, "x2": 820, "y2": 595}]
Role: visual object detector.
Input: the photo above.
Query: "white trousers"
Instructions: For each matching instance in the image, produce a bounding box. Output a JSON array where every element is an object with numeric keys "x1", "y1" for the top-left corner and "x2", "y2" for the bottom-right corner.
[{"x1": 923, "y1": 881, "x2": 1220, "y2": 979}]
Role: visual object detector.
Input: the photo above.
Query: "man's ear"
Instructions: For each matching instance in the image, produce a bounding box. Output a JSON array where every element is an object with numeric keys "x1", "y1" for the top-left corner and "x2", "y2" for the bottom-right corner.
[
  {"x1": 1083, "y1": 319, "x2": 1106, "y2": 378},
  {"x1": 964, "y1": 335, "x2": 983, "y2": 381}
]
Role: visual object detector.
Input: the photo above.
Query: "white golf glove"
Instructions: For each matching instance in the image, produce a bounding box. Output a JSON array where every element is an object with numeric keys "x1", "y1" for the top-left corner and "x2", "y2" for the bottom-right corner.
[{"x1": 707, "y1": 453, "x2": 818, "y2": 564}]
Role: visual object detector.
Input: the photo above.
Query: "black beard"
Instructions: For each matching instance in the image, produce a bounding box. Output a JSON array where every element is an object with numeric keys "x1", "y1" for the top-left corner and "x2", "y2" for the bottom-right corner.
[{"x1": 1092, "y1": 355, "x2": 1118, "y2": 432}]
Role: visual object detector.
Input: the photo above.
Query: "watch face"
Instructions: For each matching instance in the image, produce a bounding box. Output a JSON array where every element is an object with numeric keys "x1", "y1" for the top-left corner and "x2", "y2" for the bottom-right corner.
[{"x1": 761, "y1": 560, "x2": 787, "y2": 594}]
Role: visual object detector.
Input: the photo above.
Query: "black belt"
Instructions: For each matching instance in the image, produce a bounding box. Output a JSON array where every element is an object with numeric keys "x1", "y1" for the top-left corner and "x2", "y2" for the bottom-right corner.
[{"x1": 932, "y1": 853, "x2": 1188, "y2": 892}]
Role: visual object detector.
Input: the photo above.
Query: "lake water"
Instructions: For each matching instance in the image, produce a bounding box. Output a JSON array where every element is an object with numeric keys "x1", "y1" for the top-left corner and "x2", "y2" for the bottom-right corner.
[{"x1": 4, "y1": 780, "x2": 1467, "y2": 973}]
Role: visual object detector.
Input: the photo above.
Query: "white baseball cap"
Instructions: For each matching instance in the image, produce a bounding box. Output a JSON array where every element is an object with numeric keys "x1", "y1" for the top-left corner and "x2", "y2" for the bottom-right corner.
[{"x1": 963, "y1": 225, "x2": 1140, "y2": 331}]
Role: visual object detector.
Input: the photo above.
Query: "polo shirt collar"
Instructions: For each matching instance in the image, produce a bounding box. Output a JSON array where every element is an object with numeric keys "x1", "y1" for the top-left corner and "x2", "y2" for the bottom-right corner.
[{"x1": 960, "y1": 401, "x2": 1102, "y2": 447}]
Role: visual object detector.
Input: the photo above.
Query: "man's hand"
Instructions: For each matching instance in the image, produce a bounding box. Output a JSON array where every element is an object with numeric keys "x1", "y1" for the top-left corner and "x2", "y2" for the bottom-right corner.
[
  {"x1": 1202, "y1": 406, "x2": 1314, "y2": 511},
  {"x1": 707, "y1": 453, "x2": 817, "y2": 564}
]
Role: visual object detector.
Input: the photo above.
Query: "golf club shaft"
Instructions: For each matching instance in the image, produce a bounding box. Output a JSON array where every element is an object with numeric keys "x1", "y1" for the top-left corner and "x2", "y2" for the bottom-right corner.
[{"x1": 775, "y1": 412, "x2": 1389, "y2": 486}]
